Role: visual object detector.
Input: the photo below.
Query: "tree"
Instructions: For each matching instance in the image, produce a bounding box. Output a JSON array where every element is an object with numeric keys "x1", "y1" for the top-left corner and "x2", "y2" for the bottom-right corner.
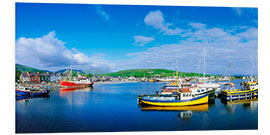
[
  {"x1": 16, "y1": 70, "x2": 22, "y2": 82},
  {"x1": 86, "y1": 73, "x2": 93, "y2": 78}
]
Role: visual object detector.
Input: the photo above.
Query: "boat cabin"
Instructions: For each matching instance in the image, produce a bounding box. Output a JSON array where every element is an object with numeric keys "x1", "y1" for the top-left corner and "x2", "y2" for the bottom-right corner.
[
  {"x1": 179, "y1": 88, "x2": 193, "y2": 100},
  {"x1": 17, "y1": 86, "x2": 31, "y2": 91},
  {"x1": 223, "y1": 83, "x2": 236, "y2": 91},
  {"x1": 241, "y1": 81, "x2": 258, "y2": 90}
]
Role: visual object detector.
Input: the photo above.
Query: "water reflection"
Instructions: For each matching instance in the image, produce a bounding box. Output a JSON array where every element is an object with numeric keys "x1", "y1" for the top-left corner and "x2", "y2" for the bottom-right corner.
[
  {"x1": 16, "y1": 81, "x2": 258, "y2": 133},
  {"x1": 140, "y1": 104, "x2": 209, "y2": 112},
  {"x1": 59, "y1": 87, "x2": 94, "y2": 105},
  {"x1": 60, "y1": 87, "x2": 93, "y2": 96},
  {"x1": 16, "y1": 95, "x2": 50, "y2": 103},
  {"x1": 178, "y1": 111, "x2": 192, "y2": 121},
  {"x1": 221, "y1": 98, "x2": 258, "y2": 113},
  {"x1": 208, "y1": 99, "x2": 215, "y2": 108},
  {"x1": 141, "y1": 104, "x2": 208, "y2": 121}
]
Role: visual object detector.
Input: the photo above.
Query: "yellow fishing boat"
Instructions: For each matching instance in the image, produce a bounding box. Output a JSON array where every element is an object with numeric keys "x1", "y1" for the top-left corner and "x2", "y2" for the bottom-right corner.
[
  {"x1": 139, "y1": 68, "x2": 209, "y2": 106},
  {"x1": 221, "y1": 81, "x2": 258, "y2": 101},
  {"x1": 140, "y1": 92, "x2": 209, "y2": 106}
]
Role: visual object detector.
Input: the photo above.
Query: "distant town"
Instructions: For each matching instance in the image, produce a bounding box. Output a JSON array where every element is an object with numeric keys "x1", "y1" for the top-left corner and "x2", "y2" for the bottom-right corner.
[{"x1": 16, "y1": 64, "x2": 256, "y2": 86}]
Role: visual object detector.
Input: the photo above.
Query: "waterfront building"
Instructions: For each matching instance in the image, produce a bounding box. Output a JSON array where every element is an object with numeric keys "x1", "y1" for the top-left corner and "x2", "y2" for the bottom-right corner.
[
  {"x1": 110, "y1": 76, "x2": 121, "y2": 81},
  {"x1": 20, "y1": 72, "x2": 30, "y2": 83},
  {"x1": 39, "y1": 72, "x2": 50, "y2": 83},
  {"x1": 29, "y1": 72, "x2": 40, "y2": 83}
]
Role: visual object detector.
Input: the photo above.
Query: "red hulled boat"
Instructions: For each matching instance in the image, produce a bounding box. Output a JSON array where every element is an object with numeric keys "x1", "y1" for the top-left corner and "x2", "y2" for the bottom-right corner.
[{"x1": 59, "y1": 80, "x2": 94, "y2": 88}]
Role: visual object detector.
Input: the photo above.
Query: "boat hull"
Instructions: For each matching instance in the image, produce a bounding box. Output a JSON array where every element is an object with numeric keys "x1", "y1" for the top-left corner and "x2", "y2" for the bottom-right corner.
[
  {"x1": 140, "y1": 93, "x2": 209, "y2": 106},
  {"x1": 141, "y1": 104, "x2": 209, "y2": 112},
  {"x1": 59, "y1": 81, "x2": 93, "y2": 88},
  {"x1": 220, "y1": 88, "x2": 258, "y2": 101},
  {"x1": 30, "y1": 90, "x2": 50, "y2": 97},
  {"x1": 16, "y1": 89, "x2": 31, "y2": 96}
]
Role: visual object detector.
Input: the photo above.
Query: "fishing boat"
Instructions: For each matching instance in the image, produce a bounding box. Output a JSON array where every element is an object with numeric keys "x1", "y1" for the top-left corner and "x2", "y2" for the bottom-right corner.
[
  {"x1": 139, "y1": 92, "x2": 208, "y2": 106},
  {"x1": 59, "y1": 66, "x2": 94, "y2": 88},
  {"x1": 30, "y1": 89, "x2": 50, "y2": 97},
  {"x1": 220, "y1": 81, "x2": 258, "y2": 101},
  {"x1": 59, "y1": 79, "x2": 94, "y2": 88},
  {"x1": 139, "y1": 68, "x2": 209, "y2": 106},
  {"x1": 220, "y1": 61, "x2": 258, "y2": 101},
  {"x1": 161, "y1": 81, "x2": 216, "y2": 100},
  {"x1": 16, "y1": 86, "x2": 49, "y2": 97},
  {"x1": 16, "y1": 86, "x2": 31, "y2": 96},
  {"x1": 161, "y1": 81, "x2": 182, "y2": 92}
]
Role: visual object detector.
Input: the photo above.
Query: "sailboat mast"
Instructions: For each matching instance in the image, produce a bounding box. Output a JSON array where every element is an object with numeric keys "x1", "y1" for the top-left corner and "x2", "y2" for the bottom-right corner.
[
  {"x1": 203, "y1": 47, "x2": 206, "y2": 78},
  {"x1": 198, "y1": 58, "x2": 201, "y2": 77},
  {"x1": 228, "y1": 62, "x2": 231, "y2": 83},
  {"x1": 176, "y1": 59, "x2": 179, "y2": 100},
  {"x1": 70, "y1": 65, "x2": 73, "y2": 80}
]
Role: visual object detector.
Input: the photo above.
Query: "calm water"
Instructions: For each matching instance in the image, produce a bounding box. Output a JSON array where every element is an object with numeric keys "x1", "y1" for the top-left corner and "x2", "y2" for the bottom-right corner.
[{"x1": 16, "y1": 80, "x2": 258, "y2": 133}]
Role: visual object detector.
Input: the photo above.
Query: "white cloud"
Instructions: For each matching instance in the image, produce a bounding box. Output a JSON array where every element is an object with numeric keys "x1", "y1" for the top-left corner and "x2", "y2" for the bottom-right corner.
[
  {"x1": 189, "y1": 22, "x2": 206, "y2": 29},
  {"x1": 16, "y1": 31, "x2": 114, "y2": 72},
  {"x1": 133, "y1": 35, "x2": 154, "y2": 46},
  {"x1": 118, "y1": 26, "x2": 258, "y2": 75},
  {"x1": 95, "y1": 5, "x2": 110, "y2": 21},
  {"x1": 237, "y1": 27, "x2": 258, "y2": 40},
  {"x1": 144, "y1": 10, "x2": 182, "y2": 35}
]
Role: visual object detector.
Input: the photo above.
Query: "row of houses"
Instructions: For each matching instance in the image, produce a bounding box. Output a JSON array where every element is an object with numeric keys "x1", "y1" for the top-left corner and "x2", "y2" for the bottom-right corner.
[{"x1": 20, "y1": 72, "x2": 62, "y2": 83}]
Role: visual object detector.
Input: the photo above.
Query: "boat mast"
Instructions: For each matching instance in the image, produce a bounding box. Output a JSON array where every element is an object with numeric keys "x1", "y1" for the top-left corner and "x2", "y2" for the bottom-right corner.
[
  {"x1": 198, "y1": 58, "x2": 201, "y2": 77},
  {"x1": 203, "y1": 47, "x2": 206, "y2": 79},
  {"x1": 70, "y1": 65, "x2": 72, "y2": 80},
  {"x1": 176, "y1": 59, "x2": 179, "y2": 100},
  {"x1": 228, "y1": 62, "x2": 231, "y2": 83},
  {"x1": 250, "y1": 56, "x2": 255, "y2": 81}
]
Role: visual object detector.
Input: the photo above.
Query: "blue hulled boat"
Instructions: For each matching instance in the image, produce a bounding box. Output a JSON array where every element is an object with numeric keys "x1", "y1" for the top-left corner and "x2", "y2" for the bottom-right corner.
[
  {"x1": 16, "y1": 86, "x2": 50, "y2": 97},
  {"x1": 16, "y1": 86, "x2": 31, "y2": 96}
]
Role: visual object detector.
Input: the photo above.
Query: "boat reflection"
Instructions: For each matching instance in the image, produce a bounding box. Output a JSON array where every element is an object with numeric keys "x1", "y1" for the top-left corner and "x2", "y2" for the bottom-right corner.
[
  {"x1": 208, "y1": 99, "x2": 215, "y2": 108},
  {"x1": 141, "y1": 103, "x2": 209, "y2": 112},
  {"x1": 221, "y1": 98, "x2": 258, "y2": 113},
  {"x1": 177, "y1": 111, "x2": 192, "y2": 121},
  {"x1": 60, "y1": 87, "x2": 93, "y2": 96},
  {"x1": 141, "y1": 104, "x2": 208, "y2": 122},
  {"x1": 16, "y1": 95, "x2": 49, "y2": 103}
]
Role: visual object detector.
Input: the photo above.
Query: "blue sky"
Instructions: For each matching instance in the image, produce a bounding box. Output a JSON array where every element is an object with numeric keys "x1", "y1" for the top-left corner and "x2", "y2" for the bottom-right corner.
[{"x1": 15, "y1": 3, "x2": 258, "y2": 75}]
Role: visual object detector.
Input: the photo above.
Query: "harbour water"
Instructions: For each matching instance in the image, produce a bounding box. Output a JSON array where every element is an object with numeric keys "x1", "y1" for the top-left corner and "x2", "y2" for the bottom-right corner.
[{"x1": 16, "y1": 79, "x2": 258, "y2": 133}]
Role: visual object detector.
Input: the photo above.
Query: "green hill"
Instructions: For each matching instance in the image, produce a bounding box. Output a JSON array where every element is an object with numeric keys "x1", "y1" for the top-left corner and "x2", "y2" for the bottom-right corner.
[
  {"x1": 100, "y1": 69, "x2": 210, "y2": 78},
  {"x1": 16, "y1": 64, "x2": 50, "y2": 73}
]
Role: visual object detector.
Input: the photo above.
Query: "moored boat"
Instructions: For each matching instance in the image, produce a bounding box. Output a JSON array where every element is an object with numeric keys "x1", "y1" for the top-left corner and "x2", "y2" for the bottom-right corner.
[
  {"x1": 30, "y1": 89, "x2": 50, "y2": 97},
  {"x1": 161, "y1": 82, "x2": 216, "y2": 100},
  {"x1": 16, "y1": 86, "x2": 31, "y2": 96},
  {"x1": 59, "y1": 80, "x2": 94, "y2": 88},
  {"x1": 139, "y1": 92, "x2": 209, "y2": 107},
  {"x1": 220, "y1": 81, "x2": 258, "y2": 101},
  {"x1": 59, "y1": 67, "x2": 94, "y2": 88}
]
